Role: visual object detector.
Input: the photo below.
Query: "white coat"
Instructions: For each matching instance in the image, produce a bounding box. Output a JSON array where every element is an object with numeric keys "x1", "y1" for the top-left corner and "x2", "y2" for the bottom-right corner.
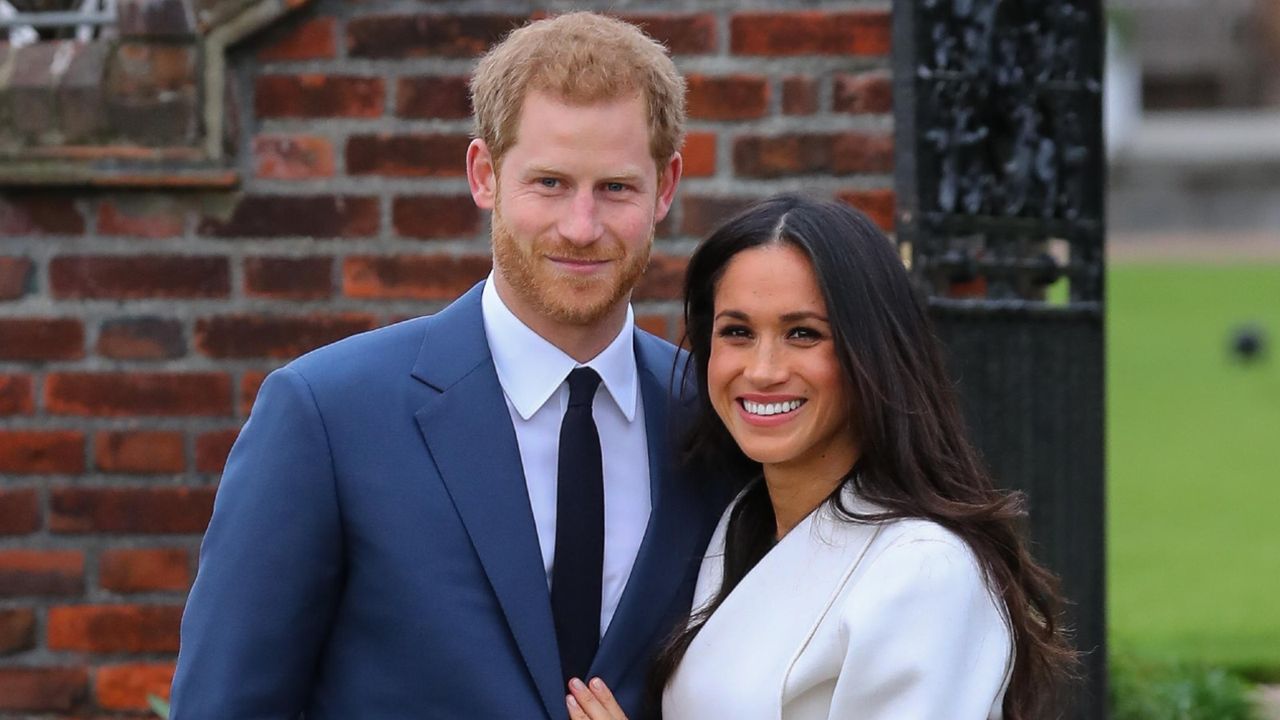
[{"x1": 663, "y1": 485, "x2": 1012, "y2": 719}]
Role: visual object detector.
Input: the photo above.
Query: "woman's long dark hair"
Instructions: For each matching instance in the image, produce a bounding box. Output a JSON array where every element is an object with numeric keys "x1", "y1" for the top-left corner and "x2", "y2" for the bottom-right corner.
[{"x1": 651, "y1": 194, "x2": 1077, "y2": 719}]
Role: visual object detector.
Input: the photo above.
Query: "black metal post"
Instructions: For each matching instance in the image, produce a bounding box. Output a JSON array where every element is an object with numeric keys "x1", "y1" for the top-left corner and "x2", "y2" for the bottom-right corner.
[{"x1": 893, "y1": 2, "x2": 1107, "y2": 717}]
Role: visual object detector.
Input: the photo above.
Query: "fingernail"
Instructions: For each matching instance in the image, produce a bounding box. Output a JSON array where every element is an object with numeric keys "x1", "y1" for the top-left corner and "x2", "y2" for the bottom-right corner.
[
  {"x1": 590, "y1": 677, "x2": 605, "y2": 691},
  {"x1": 567, "y1": 695, "x2": 581, "y2": 710},
  {"x1": 570, "y1": 677, "x2": 586, "y2": 691}
]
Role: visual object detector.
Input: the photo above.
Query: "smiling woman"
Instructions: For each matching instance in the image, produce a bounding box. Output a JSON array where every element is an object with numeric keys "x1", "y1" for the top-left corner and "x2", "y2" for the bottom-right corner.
[{"x1": 576, "y1": 194, "x2": 1078, "y2": 720}]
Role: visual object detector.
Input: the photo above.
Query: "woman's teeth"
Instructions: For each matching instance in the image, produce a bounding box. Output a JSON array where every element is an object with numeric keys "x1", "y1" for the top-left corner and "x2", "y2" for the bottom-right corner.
[{"x1": 743, "y1": 399, "x2": 804, "y2": 416}]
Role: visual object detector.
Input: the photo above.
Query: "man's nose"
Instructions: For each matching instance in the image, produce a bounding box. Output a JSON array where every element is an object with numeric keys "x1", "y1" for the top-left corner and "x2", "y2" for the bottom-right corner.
[{"x1": 559, "y1": 189, "x2": 604, "y2": 247}]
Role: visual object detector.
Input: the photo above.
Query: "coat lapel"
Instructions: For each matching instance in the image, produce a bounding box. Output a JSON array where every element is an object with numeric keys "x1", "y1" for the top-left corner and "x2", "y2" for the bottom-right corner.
[
  {"x1": 591, "y1": 334, "x2": 705, "y2": 685},
  {"x1": 411, "y1": 283, "x2": 562, "y2": 720}
]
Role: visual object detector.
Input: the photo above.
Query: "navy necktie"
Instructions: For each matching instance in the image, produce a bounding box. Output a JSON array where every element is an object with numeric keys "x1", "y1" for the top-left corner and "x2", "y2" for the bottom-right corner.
[{"x1": 551, "y1": 367, "x2": 605, "y2": 685}]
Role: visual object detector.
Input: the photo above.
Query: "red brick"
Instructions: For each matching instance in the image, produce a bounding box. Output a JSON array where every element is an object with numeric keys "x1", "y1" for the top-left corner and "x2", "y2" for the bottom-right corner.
[
  {"x1": 0, "y1": 194, "x2": 85, "y2": 235},
  {"x1": 0, "y1": 318, "x2": 85, "y2": 361},
  {"x1": 47, "y1": 605, "x2": 182, "y2": 652},
  {"x1": 96, "y1": 199, "x2": 186, "y2": 238},
  {"x1": 782, "y1": 76, "x2": 819, "y2": 115},
  {"x1": 196, "y1": 314, "x2": 376, "y2": 359},
  {"x1": 96, "y1": 318, "x2": 186, "y2": 360},
  {"x1": 0, "y1": 550, "x2": 84, "y2": 597},
  {"x1": 343, "y1": 255, "x2": 491, "y2": 300},
  {"x1": 50, "y1": 487, "x2": 216, "y2": 534},
  {"x1": 837, "y1": 188, "x2": 896, "y2": 232},
  {"x1": 346, "y1": 14, "x2": 524, "y2": 59},
  {"x1": 253, "y1": 135, "x2": 335, "y2": 180},
  {"x1": 46, "y1": 372, "x2": 232, "y2": 417},
  {"x1": 0, "y1": 667, "x2": 88, "y2": 712},
  {"x1": 257, "y1": 17, "x2": 337, "y2": 61},
  {"x1": 833, "y1": 70, "x2": 892, "y2": 114},
  {"x1": 0, "y1": 609, "x2": 36, "y2": 655},
  {"x1": 392, "y1": 196, "x2": 480, "y2": 239},
  {"x1": 0, "y1": 489, "x2": 40, "y2": 536},
  {"x1": 196, "y1": 429, "x2": 240, "y2": 473},
  {"x1": 635, "y1": 314, "x2": 670, "y2": 340},
  {"x1": 0, "y1": 431, "x2": 85, "y2": 474},
  {"x1": 617, "y1": 13, "x2": 717, "y2": 55},
  {"x1": 245, "y1": 257, "x2": 333, "y2": 300},
  {"x1": 199, "y1": 195, "x2": 379, "y2": 238},
  {"x1": 255, "y1": 75, "x2": 384, "y2": 118},
  {"x1": 347, "y1": 134, "x2": 470, "y2": 177},
  {"x1": 96, "y1": 662, "x2": 175, "y2": 710},
  {"x1": 396, "y1": 76, "x2": 471, "y2": 119},
  {"x1": 731, "y1": 11, "x2": 891, "y2": 56},
  {"x1": 99, "y1": 549, "x2": 189, "y2": 593},
  {"x1": 240, "y1": 371, "x2": 268, "y2": 416},
  {"x1": 0, "y1": 374, "x2": 34, "y2": 415},
  {"x1": 94, "y1": 431, "x2": 185, "y2": 474},
  {"x1": 732, "y1": 132, "x2": 893, "y2": 178},
  {"x1": 686, "y1": 75, "x2": 769, "y2": 120},
  {"x1": 50, "y1": 255, "x2": 230, "y2": 299},
  {"x1": 681, "y1": 195, "x2": 757, "y2": 237},
  {"x1": 0, "y1": 257, "x2": 33, "y2": 299},
  {"x1": 634, "y1": 254, "x2": 687, "y2": 301},
  {"x1": 681, "y1": 132, "x2": 716, "y2": 178}
]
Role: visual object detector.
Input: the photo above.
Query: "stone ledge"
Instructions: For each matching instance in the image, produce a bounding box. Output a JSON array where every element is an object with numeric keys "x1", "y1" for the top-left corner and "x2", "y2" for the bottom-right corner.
[{"x1": 0, "y1": 0, "x2": 310, "y2": 188}]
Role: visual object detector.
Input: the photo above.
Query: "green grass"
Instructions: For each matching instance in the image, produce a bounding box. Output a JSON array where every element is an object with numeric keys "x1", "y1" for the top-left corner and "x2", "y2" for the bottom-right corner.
[{"x1": 1108, "y1": 263, "x2": 1280, "y2": 676}]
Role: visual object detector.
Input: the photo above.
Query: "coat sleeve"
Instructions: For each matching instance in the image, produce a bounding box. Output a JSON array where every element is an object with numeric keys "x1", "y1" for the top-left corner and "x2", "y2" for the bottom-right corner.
[
  {"x1": 824, "y1": 532, "x2": 1013, "y2": 719},
  {"x1": 169, "y1": 366, "x2": 344, "y2": 719}
]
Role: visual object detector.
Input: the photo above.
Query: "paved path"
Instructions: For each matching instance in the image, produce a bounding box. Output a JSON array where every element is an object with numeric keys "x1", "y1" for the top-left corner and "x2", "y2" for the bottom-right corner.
[
  {"x1": 1258, "y1": 685, "x2": 1280, "y2": 719},
  {"x1": 1109, "y1": 231, "x2": 1280, "y2": 264}
]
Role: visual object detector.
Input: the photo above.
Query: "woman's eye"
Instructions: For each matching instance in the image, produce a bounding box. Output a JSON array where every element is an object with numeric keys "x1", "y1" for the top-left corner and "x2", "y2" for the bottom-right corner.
[
  {"x1": 716, "y1": 325, "x2": 752, "y2": 340},
  {"x1": 788, "y1": 327, "x2": 824, "y2": 342}
]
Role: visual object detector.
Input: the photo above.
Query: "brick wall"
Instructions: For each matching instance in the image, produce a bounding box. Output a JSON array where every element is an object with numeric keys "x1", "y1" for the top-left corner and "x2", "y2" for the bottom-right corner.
[{"x1": 0, "y1": 1, "x2": 894, "y2": 715}]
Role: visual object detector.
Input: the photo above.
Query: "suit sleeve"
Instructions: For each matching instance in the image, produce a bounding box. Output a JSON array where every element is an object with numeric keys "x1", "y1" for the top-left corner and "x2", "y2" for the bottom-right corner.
[
  {"x1": 170, "y1": 366, "x2": 344, "y2": 719},
  {"x1": 825, "y1": 534, "x2": 1013, "y2": 719}
]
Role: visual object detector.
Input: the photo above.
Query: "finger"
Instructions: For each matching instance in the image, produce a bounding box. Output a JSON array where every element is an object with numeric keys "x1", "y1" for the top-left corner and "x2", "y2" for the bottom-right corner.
[
  {"x1": 568, "y1": 677, "x2": 618, "y2": 720},
  {"x1": 566, "y1": 694, "x2": 591, "y2": 720},
  {"x1": 588, "y1": 677, "x2": 621, "y2": 713}
]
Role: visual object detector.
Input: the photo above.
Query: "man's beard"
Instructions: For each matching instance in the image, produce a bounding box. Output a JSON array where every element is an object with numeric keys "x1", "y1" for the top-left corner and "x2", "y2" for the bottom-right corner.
[{"x1": 490, "y1": 201, "x2": 652, "y2": 327}]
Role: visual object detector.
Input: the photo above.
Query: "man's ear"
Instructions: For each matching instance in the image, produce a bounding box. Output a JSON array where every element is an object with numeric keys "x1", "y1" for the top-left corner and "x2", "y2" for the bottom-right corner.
[
  {"x1": 653, "y1": 151, "x2": 683, "y2": 224},
  {"x1": 467, "y1": 139, "x2": 497, "y2": 210}
]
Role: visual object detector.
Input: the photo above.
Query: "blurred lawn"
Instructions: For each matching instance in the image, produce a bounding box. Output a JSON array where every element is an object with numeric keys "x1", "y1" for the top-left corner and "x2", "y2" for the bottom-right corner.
[{"x1": 1108, "y1": 263, "x2": 1280, "y2": 675}]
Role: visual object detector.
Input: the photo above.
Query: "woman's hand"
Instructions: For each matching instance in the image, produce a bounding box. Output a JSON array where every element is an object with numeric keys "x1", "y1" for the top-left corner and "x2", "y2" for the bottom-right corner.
[{"x1": 565, "y1": 677, "x2": 628, "y2": 720}]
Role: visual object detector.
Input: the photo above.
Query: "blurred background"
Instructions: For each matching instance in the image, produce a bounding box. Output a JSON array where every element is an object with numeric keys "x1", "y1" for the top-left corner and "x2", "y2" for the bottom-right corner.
[{"x1": 1106, "y1": 0, "x2": 1280, "y2": 717}]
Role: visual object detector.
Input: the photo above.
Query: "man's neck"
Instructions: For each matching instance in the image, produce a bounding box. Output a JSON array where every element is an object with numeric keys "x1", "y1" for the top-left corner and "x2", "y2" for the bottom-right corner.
[{"x1": 492, "y1": 277, "x2": 628, "y2": 364}]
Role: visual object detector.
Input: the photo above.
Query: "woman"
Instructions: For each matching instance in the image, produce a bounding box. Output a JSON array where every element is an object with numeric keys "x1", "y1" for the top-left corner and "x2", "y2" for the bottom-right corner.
[{"x1": 566, "y1": 195, "x2": 1075, "y2": 720}]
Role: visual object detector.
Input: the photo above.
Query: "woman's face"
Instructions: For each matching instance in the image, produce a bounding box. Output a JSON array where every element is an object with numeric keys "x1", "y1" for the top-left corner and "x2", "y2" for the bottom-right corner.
[{"x1": 707, "y1": 243, "x2": 860, "y2": 480}]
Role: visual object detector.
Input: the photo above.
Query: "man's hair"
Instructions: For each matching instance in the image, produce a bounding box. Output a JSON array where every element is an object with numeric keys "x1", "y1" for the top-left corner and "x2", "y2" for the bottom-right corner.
[{"x1": 470, "y1": 12, "x2": 686, "y2": 169}]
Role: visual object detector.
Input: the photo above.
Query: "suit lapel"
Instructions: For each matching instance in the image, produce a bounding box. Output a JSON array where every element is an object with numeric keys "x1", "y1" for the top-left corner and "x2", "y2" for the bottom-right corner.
[
  {"x1": 412, "y1": 283, "x2": 562, "y2": 720},
  {"x1": 591, "y1": 335, "x2": 705, "y2": 684}
]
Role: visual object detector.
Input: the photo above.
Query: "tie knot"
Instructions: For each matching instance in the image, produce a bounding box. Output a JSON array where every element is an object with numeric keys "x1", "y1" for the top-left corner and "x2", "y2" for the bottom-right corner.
[{"x1": 566, "y1": 367, "x2": 602, "y2": 408}]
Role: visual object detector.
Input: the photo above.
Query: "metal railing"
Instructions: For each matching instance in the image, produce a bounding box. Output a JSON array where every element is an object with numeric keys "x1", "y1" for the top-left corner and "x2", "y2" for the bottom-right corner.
[{"x1": 0, "y1": 0, "x2": 116, "y2": 44}]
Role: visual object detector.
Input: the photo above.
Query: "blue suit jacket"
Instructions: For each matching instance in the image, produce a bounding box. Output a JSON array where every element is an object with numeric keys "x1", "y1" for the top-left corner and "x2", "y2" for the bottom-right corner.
[{"x1": 171, "y1": 283, "x2": 724, "y2": 719}]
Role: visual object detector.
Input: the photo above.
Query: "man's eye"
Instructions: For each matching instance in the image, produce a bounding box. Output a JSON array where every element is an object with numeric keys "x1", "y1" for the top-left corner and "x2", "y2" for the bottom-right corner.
[
  {"x1": 539, "y1": 178, "x2": 559, "y2": 188},
  {"x1": 605, "y1": 182, "x2": 626, "y2": 192}
]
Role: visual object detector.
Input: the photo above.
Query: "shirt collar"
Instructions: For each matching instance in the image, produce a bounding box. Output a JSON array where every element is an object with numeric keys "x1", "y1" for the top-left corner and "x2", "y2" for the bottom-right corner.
[{"x1": 482, "y1": 275, "x2": 639, "y2": 422}]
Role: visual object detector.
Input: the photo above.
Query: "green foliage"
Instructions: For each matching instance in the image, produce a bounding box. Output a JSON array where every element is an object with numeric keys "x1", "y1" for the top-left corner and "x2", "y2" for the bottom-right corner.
[
  {"x1": 148, "y1": 694, "x2": 170, "y2": 719},
  {"x1": 1111, "y1": 650, "x2": 1260, "y2": 720}
]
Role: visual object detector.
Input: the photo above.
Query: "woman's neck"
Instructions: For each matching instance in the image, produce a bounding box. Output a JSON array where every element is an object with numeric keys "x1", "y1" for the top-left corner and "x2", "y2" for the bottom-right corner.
[{"x1": 762, "y1": 452, "x2": 859, "y2": 540}]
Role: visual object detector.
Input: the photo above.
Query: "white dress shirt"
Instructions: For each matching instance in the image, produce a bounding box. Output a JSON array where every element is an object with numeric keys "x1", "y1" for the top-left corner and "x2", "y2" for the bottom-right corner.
[{"x1": 481, "y1": 277, "x2": 652, "y2": 636}]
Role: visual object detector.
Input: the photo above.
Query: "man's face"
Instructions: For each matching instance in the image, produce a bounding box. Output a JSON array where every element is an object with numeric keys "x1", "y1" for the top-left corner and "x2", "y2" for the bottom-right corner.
[{"x1": 467, "y1": 90, "x2": 680, "y2": 329}]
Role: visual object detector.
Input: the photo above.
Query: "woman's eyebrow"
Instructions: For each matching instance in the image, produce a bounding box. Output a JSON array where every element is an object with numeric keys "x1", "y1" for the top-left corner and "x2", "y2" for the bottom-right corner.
[
  {"x1": 780, "y1": 311, "x2": 829, "y2": 323},
  {"x1": 714, "y1": 309, "x2": 750, "y2": 322}
]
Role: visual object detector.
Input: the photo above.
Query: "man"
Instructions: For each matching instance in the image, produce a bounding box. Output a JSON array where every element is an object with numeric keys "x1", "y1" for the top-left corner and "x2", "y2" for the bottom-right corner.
[{"x1": 170, "y1": 13, "x2": 724, "y2": 719}]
